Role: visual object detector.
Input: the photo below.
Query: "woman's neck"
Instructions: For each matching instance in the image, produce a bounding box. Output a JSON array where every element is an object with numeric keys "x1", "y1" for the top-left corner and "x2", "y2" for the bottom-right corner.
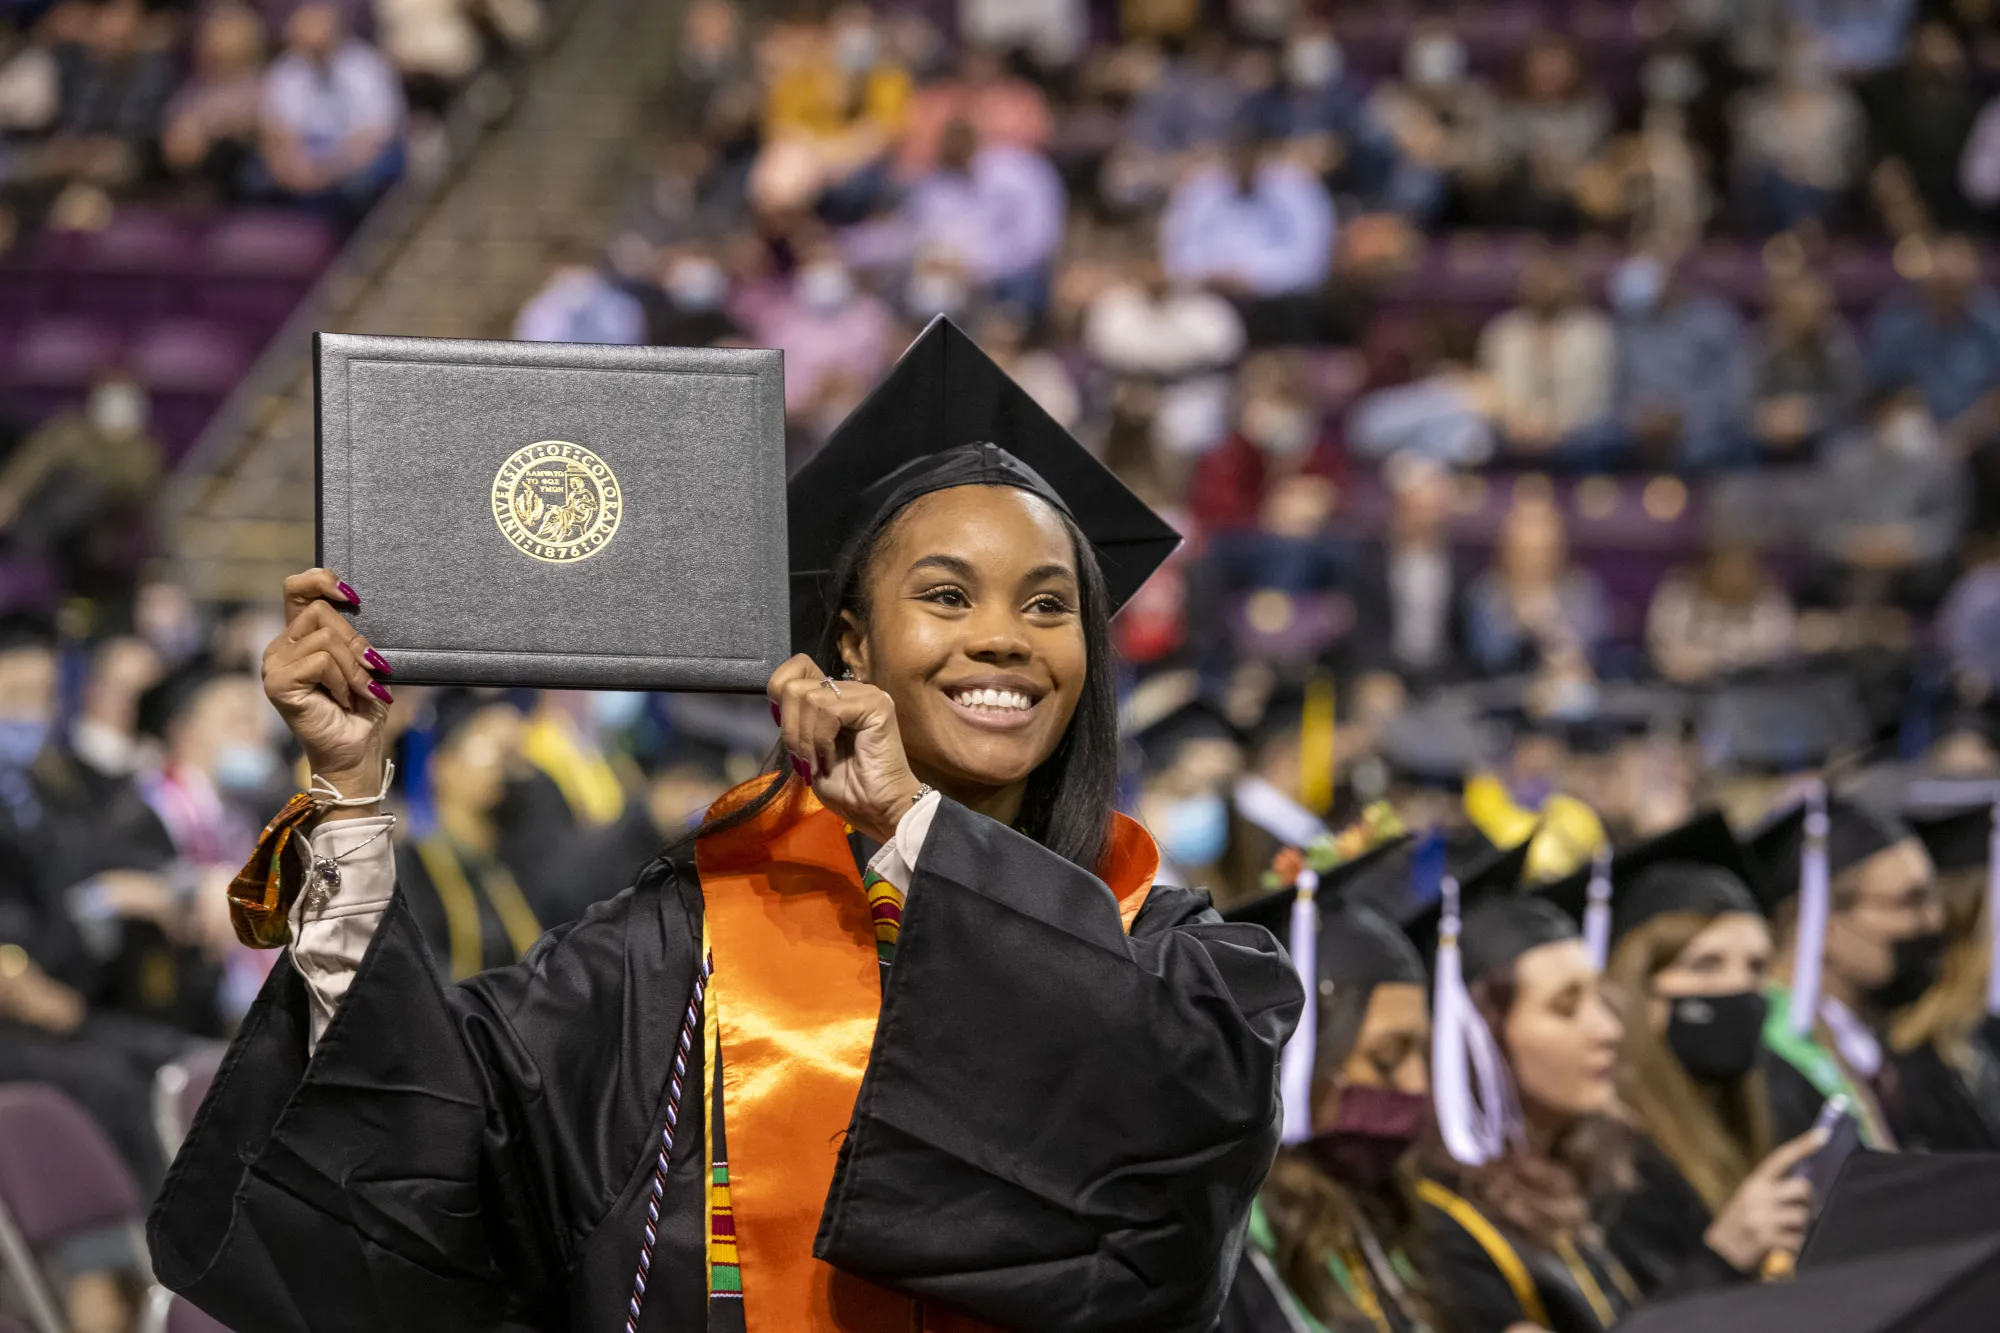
[{"x1": 1520, "y1": 1101, "x2": 1575, "y2": 1158}]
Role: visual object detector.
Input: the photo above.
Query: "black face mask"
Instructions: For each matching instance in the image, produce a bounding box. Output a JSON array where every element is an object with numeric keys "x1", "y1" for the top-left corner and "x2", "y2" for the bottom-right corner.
[
  {"x1": 1865, "y1": 931, "x2": 1946, "y2": 1013},
  {"x1": 1666, "y1": 990, "x2": 1768, "y2": 1082}
]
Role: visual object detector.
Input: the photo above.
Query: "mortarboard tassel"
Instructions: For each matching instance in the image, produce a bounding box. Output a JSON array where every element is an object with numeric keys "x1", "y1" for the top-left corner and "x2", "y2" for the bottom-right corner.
[
  {"x1": 1582, "y1": 843, "x2": 1613, "y2": 972},
  {"x1": 1300, "y1": 672, "x2": 1337, "y2": 816},
  {"x1": 1432, "y1": 874, "x2": 1513, "y2": 1165},
  {"x1": 1987, "y1": 795, "x2": 2000, "y2": 1019},
  {"x1": 1790, "y1": 781, "x2": 1833, "y2": 1038},
  {"x1": 1279, "y1": 868, "x2": 1320, "y2": 1145}
]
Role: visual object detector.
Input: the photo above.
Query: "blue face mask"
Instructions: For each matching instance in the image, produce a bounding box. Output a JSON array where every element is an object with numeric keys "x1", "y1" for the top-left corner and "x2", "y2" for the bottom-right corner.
[
  {"x1": 213, "y1": 742, "x2": 279, "y2": 793},
  {"x1": 592, "y1": 690, "x2": 648, "y2": 733},
  {"x1": 0, "y1": 720, "x2": 48, "y2": 768},
  {"x1": 1159, "y1": 792, "x2": 1230, "y2": 868}
]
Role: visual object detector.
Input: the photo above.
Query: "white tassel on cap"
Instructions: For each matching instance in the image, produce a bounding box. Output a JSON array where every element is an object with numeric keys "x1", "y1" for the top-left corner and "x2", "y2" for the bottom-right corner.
[
  {"x1": 1279, "y1": 868, "x2": 1319, "y2": 1145},
  {"x1": 1790, "y1": 781, "x2": 1833, "y2": 1038},
  {"x1": 1431, "y1": 874, "x2": 1513, "y2": 1165},
  {"x1": 1582, "y1": 843, "x2": 1613, "y2": 972},
  {"x1": 1987, "y1": 795, "x2": 2000, "y2": 1019}
]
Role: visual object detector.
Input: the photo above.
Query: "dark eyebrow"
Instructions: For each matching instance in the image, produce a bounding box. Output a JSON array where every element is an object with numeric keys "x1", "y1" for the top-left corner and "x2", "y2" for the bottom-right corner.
[
  {"x1": 908, "y1": 554, "x2": 978, "y2": 580},
  {"x1": 1024, "y1": 562, "x2": 1078, "y2": 585}
]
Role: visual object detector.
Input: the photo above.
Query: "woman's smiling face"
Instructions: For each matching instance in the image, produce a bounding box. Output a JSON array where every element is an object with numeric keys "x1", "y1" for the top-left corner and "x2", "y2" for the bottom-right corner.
[{"x1": 838, "y1": 485, "x2": 1088, "y2": 796}]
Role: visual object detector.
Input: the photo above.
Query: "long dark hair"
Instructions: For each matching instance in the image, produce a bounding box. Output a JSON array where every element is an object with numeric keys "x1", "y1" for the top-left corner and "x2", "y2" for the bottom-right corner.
[{"x1": 662, "y1": 486, "x2": 1120, "y2": 874}]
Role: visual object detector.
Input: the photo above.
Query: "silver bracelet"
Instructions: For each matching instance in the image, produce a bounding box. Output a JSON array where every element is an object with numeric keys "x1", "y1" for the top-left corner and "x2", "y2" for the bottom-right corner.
[{"x1": 911, "y1": 783, "x2": 934, "y2": 806}]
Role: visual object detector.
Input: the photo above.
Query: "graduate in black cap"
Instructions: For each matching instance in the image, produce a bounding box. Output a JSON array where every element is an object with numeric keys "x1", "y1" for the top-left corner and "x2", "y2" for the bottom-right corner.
[
  {"x1": 150, "y1": 318, "x2": 1299, "y2": 1333},
  {"x1": 1880, "y1": 779, "x2": 2000, "y2": 1152},
  {"x1": 1217, "y1": 833, "x2": 1437, "y2": 1333},
  {"x1": 1411, "y1": 842, "x2": 1642, "y2": 1333},
  {"x1": 1749, "y1": 788, "x2": 1942, "y2": 1147},
  {"x1": 1542, "y1": 813, "x2": 1823, "y2": 1298}
]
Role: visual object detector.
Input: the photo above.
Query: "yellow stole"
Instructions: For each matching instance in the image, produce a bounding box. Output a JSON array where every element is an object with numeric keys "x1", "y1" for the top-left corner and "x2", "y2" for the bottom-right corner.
[{"x1": 695, "y1": 775, "x2": 1159, "y2": 1332}]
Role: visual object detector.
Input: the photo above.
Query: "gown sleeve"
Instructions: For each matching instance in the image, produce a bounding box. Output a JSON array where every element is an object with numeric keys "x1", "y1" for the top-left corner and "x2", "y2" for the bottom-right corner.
[
  {"x1": 146, "y1": 858, "x2": 708, "y2": 1333},
  {"x1": 813, "y1": 799, "x2": 1301, "y2": 1333}
]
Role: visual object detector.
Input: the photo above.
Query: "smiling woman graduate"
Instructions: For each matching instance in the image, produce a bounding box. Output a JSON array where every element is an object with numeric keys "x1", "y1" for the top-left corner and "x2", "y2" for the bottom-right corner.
[{"x1": 146, "y1": 320, "x2": 1303, "y2": 1333}]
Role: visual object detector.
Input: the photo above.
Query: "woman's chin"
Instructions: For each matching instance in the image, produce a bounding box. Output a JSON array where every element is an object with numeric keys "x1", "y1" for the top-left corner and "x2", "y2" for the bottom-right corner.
[{"x1": 926, "y1": 737, "x2": 1046, "y2": 793}]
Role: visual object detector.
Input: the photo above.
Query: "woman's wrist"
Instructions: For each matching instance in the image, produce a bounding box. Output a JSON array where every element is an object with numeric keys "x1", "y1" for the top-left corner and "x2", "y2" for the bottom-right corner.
[
  {"x1": 310, "y1": 752, "x2": 389, "y2": 823},
  {"x1": 856, "y1": 774, "x2": 927, "y2": 844}
]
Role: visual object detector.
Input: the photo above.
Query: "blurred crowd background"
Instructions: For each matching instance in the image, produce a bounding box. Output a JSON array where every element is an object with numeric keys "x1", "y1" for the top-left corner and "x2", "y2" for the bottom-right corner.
[{"x1": 4, "y1": 0, "x2": 2000, "y2": 1329}]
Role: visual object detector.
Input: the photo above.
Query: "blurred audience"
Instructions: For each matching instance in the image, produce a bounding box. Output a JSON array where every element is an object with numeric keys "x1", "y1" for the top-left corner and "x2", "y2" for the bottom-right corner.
[
  {"x1": 1607, "y1": 253, "x2": 1752, "y2": 469},
  {"x1": 1809, "y1": 382, "x2": 1971, "y2": 608},
  {"x1": 252, "y1": 2, "x2": 406, "y2": 226},
  {"x1": 1466, "y1": 494, "x2": 1610, "y2": 676},
  {"x1": 1480, "y1": 248, "x2": 1617, "y2": 461},
  {"x1": 1750, "y1": 271, "x2": 1862, "y2": 460},
  {"x1": 160, "y1": 4, "x2": 266, "y2": 201}
]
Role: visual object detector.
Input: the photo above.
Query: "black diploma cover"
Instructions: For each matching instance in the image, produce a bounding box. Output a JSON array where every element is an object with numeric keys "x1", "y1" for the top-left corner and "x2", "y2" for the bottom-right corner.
[{"x1": 315, "y1": 333, "x2": 789, "y2": 690}]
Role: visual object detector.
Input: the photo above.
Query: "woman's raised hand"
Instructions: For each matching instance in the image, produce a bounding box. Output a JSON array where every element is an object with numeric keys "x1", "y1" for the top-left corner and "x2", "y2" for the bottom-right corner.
[
  {"x1": 1702, "y1": 1128, "x2": 1825, "y2": 1272},
  {"x1": 265, "y1": 569, "x2": 393, "y2": 807},
  {"x1": 767, "y1": 653, "x2": 922, "y2": 844}
]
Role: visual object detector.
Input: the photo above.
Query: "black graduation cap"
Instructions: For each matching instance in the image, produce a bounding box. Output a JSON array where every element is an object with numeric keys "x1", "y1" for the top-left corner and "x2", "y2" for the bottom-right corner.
[
  {"x1": 1846, "y1": 766, "x2": 2000, "y2": 875},
  {"x1": 1402, "y1": 837, "x2": 1543, "y2": 981},
  {"x1": 1747, "y1": 794, "x2": 1916, "y2": 914},
  {"x1": 136, "y1": 662, "x2": 223, "y2": 740},
  {"x1": 1224, "y1": 834, "x2": 1428, "y2": 991},
  {"x1": 1802, "y1": 1151, "x2": 2000, "y2": 1269},
  {"x1": 1697, "y1": 673, "x2": 1873, "y2": 775},
  {"x1": 1373, "y1": 702, "x2": 1497, "y2": 791},
  {"x1": 1477, "y1": 678, "x2": 1692, "y2": 757},
  {"x1": 1539, "y1": 810, "x2": 1763, "y2": 950},
  {"x1": 1133, "y1": 698, "x2": 1241, "y2": 776},
  {"x1": 787, "y1": 317, "x2": 1183, "y2": 652},
  {"x1": 1616, "y1": 1230, "x2": 2000, "y2": 1333}
]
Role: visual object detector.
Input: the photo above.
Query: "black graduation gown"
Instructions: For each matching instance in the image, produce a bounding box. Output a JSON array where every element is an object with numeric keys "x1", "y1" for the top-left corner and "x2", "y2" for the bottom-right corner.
[
  {"x1": 1886, "y1": 1042, "x2": 2000, "y2": 1153},
  {"x1": 1762, "y1": 1050, "x2": 1833, "y2": 1146},
  {"x1": 147, "y1": 798, "x2": 1299, "y2": 1333},
  {"x1": 1418, "y1": 1189, "x2": 1636, "y2": 1333},
  {"x1": 395, "y1": 838, "x2": 540, "y2": 980},
  {"x1": 1603, "y1": 1137, "x2": 1749, "y2": 1300}
]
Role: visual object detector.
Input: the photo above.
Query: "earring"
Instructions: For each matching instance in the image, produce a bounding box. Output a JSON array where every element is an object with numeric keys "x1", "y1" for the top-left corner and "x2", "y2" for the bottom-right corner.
[{"x1": 840, "y1": 666, "x2": 854, "y2": 680}]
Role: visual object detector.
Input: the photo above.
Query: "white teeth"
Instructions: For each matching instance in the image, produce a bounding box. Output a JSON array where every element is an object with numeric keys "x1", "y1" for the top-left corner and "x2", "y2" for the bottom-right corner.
[{"x1": 952, "y1": 687, "x2": 1032, "y2": 712}]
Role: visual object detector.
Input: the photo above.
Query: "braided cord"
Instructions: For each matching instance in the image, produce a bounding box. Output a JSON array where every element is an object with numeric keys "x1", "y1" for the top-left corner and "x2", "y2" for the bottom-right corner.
[{"x1": 624, "y1": 951, "x2": 712, "y2": 1333}]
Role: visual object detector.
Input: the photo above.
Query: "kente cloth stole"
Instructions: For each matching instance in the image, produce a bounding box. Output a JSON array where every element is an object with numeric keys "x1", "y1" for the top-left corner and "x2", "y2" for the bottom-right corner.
[{"x1": 693, "y1": 776, "x2": 1159, "y2": 1332}]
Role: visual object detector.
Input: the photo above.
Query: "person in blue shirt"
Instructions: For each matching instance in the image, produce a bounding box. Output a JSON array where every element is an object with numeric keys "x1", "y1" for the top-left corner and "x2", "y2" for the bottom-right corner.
[{"x1": 1864, "y1": 234, "x2": 2000, "y2": 452}]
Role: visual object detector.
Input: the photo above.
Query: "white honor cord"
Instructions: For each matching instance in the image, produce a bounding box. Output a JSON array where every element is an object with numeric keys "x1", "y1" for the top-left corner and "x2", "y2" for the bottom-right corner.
[{"x1": 309, "y1": 759, "x2": 396, "y2": 808}]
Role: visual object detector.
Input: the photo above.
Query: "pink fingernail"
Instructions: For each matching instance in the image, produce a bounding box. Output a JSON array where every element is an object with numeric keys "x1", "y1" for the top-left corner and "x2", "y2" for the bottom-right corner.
[
  {"x1": 770, "y1": 701, "x2": 781, "y2": 723},
  {"x1": 791, "y1": 755, "x2": 811, "y2": 781},
  {"x1": 368, "y1": 681, "x2": 393, "y2": 704},
  {"x1": 336, "y1": 581, "x2": 360, "y2": 607},
  {"x1": 363, "y1": 649, "x2": 392, "y2": 675}
]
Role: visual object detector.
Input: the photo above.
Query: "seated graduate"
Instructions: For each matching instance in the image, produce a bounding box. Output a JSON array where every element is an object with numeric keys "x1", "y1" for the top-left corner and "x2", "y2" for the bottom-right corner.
[
  {"x1": 1880, "y1": 779, "x2": 2000, "y2": 1152},
  {"x1": 392, "y1": 690, "x2": 549, "y2": 981},
  {"x1": 1544, "y1": 812, "x2": 1822, "y2": 1297},
  {"x1": 1219, "y1": 830, "x2": 1544, "y2": 1333},
  {"x1": 1748, "y1": 788, "x2": 1944, "y2": 1147},
  {"x1": 1414, "y1": 854, "x2": 1641, "y2": 1333},
  {"x1": 146, "y1": 320, "x2": 1303, "y2": 1333},
  {"x1": 1218, "y1": 832, "x2": 1437, "y2": 1333}
]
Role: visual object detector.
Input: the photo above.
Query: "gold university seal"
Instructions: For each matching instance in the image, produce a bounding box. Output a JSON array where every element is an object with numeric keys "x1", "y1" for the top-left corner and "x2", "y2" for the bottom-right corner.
[{"x1": 491, "y1": 441, "x2": 622, "y2": 564}]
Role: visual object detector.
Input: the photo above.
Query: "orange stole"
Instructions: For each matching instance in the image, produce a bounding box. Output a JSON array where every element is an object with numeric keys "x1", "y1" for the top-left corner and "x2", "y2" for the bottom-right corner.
[{"x1": 694, "y1": 776, "x2": 1160, "y2": 1332}]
